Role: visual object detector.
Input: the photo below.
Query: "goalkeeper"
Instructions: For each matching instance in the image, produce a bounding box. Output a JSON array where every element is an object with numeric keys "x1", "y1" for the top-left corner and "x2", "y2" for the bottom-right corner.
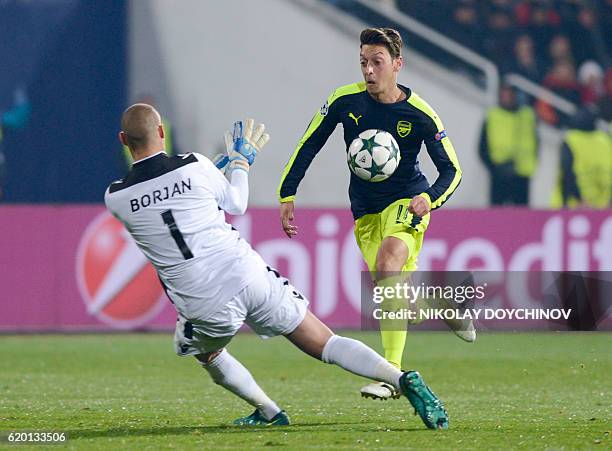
[
  {"x1": 107, "y1": 104, "x2": 449, "y2": 430},
  {"x1": 277, "y1": 28, "x2": 471, "y2": 401}
]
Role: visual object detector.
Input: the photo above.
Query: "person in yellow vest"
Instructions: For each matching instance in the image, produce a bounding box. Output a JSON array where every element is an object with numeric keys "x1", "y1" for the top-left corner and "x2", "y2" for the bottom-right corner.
[
  {"x1": 479, "y1": 84, "x2": 538, "y2": 205},
  {"x1": 559, "y1": 109, "x2": 612, "y2": 208},
  {"x1": 122, "y1": 96, "x2": 179, "y2": 167}
]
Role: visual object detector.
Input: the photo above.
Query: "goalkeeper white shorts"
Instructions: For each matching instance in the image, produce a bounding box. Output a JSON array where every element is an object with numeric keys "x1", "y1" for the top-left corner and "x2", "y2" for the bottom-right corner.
[{"x1": 174, "y1": 265, "x2": 309, "y2": 356}]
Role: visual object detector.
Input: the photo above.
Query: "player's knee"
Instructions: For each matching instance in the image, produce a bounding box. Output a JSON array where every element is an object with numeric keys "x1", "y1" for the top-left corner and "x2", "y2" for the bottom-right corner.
[
  {"x1": 376, "y1": 239, "x2": 409, "y2": 274},
  {"x1": 195, "y1": 348, "x2": 224, "y2": 365},
  {"x1": 296, "y1": 336, "x2": 328, "y2": 362},
  {"x1": 312, "y1": 342, "x2": 327, "y2": 361},
  {"x1": 376, "y1": 250, "x2": 407, "y2": 273}
]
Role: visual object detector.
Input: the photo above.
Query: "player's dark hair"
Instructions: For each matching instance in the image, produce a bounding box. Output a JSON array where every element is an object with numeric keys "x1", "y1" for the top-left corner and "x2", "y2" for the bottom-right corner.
[{"x1": 360, "y1": 28, "x2": 403, "y2": 59}]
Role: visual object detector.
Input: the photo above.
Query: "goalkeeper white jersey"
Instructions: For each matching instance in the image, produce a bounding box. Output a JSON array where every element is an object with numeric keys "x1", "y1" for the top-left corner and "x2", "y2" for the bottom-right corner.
[{"x1": 104, "y1": 151, "x2": 262, "y2": 320}]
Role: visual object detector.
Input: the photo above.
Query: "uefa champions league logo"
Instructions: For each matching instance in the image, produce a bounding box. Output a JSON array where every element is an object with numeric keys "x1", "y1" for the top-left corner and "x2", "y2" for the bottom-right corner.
[{"x1": 75, "y1": 210, "x2": 167, "y2": 329}]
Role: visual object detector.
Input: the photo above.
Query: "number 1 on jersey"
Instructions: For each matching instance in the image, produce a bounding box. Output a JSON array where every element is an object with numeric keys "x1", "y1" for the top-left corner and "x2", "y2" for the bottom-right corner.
[{"x1": 161, "y1": 210, "x2": 194, "y2": 260}]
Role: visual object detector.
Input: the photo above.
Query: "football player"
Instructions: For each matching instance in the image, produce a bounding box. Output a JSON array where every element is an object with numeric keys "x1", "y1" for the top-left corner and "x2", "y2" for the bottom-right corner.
[{"x1": 277, "y1": 28, "x2": 474, "y2": 401}]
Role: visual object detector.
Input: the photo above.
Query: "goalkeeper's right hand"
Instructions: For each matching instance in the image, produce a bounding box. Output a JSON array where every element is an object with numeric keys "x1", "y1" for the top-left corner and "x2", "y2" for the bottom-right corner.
[
  {"x1": 227, "y1": 118, "x2": 270, "y2": 173},
  {"x1": 211, "y1": 129, "x2": 237, "y2": 174}
]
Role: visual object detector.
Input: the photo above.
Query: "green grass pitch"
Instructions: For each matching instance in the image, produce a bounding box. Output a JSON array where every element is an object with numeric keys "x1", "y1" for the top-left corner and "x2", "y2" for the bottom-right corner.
[{"x1": 1, "y1": 332, "x2": 610, "y2": 450}]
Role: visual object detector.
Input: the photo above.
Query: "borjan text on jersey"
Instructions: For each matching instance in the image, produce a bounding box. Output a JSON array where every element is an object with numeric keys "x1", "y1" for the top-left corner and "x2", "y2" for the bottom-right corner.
[{"x1": 130, "y1": 178, "x2": 192, "y2": 212}]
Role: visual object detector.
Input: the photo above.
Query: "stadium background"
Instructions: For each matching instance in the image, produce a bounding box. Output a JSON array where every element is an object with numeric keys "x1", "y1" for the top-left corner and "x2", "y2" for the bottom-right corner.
[{"x1": 0, "y1": 0, "x2": 610, "y2": 332}]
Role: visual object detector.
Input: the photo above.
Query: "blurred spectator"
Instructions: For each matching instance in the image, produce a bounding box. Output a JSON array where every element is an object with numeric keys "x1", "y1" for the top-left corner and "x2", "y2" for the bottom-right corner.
[
  {"x1": 450, "y1": 1, "x2": 482, "y2": 54},
  {"x1": 578, "y1": 60, "x2": 605, "y2": 106},
  {"x1": 537, "y1": 59, "x2": 581, "y2": 125},
  {"x1": 546, "y1": 34, "x2": 574, "y2": 68},
  {"x1": 122, "y1": 94, "x2": 180, "y2": 168},
  {"x1": 555, "y1": 108, "x2": 612, "y2": 209},
  {"x1": 568, "y1": 5, "x2": 609, "y2": 67},
  {"x1": 479, "y1": 84, "x2": 538, "y2": 205},
  {"x1": 0, "y1": 87, "x2": 30, "y2": 199},
  {"x1": 504, "y1": 34, "x2": 543, "y2": 83},
  {"x1": 371, "y1": 0, "x2": 611, "y2": 129},
  {"x1": 604, "y1": 0, "x2": 612, "y2": 59},
  {"x1": 596, "y1": 69, "x2": 612, "y2": 123},
  {"x1": 514, "y1": 0, "x2": 532, "y2": 27},
  {"x1": 526, "y1": 4, "x2": 558, "y2": 59},
  {"x1": 482, "y1": 8, "x2": 515, "y2": 67}
]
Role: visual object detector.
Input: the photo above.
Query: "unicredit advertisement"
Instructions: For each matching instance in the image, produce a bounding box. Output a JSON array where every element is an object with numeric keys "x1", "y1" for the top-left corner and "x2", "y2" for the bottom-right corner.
[{"x1": 0, "y1": 206, "x2": 610, "y2": 331}]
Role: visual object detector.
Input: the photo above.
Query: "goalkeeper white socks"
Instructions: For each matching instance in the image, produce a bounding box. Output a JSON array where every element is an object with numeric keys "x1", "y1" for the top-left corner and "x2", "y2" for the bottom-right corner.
[
  {"x1": 321, "y1": 335, "x2": 402, "y2": 389},
  {"x1": 202, "y1": 349, "x2": 281, "y2": 420}
]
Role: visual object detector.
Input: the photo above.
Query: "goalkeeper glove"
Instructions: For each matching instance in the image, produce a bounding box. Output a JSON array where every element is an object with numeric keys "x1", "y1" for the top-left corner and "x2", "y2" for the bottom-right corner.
[
  {"x1": 212, "y1": 132, "x2": 234, "y2": 174},
  {"x1": 213, "y1": 152, "x2": 230, "y2": 172},
  {"x1": 227, "y1": 118, "x2": 270, "y2": 173},
  {"x1": 213, "y1": 118, "x2": 270, "y2": 174}
]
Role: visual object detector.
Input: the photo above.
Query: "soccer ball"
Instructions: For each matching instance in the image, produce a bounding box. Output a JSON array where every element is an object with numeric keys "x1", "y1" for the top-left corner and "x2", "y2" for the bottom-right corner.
[{"x1": 347, "y1": 129, "x2": 401, "y2": 182}]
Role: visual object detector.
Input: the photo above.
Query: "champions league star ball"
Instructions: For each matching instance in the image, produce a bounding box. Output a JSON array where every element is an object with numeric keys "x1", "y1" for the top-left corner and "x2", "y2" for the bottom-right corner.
[{"x1": 347, "y1": 129, "x2": 401, "y2": 182}]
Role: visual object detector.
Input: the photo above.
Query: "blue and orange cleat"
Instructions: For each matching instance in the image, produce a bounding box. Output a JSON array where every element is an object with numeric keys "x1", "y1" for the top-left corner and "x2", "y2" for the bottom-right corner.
[{"x1": 399, "y1": 371, "x2": 449, "y2": 430}]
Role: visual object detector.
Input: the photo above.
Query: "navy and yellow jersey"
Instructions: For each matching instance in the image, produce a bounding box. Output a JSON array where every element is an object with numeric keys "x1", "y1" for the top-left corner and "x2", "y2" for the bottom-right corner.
[{"x1": 278, "y1": 82, "x2": 462, "y2": 219}]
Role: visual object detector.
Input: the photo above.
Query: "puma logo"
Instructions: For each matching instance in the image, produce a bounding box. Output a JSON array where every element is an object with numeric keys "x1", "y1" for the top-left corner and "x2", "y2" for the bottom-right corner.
[{"x1": 348, "y1": 112, "x2": 362, "y2": 125}]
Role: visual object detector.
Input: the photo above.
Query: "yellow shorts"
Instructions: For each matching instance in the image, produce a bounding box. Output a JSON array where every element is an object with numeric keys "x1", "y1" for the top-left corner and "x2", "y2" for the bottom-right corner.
[{"x1": 354, "y1": 198, "x2": 430, "y2": 273}]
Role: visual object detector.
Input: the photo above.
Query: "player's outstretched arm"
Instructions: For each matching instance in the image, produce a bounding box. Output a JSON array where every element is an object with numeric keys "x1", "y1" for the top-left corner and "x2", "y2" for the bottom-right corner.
[
  {"x1": 216, "y1": 118, "x2": 270, "y2": 215},
  {"x1": 277, "y1": 88, "x2": 344, "y2": 237},
  {"x1": 220, "y1": 170, "x2": 249, "y2": 215}
]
